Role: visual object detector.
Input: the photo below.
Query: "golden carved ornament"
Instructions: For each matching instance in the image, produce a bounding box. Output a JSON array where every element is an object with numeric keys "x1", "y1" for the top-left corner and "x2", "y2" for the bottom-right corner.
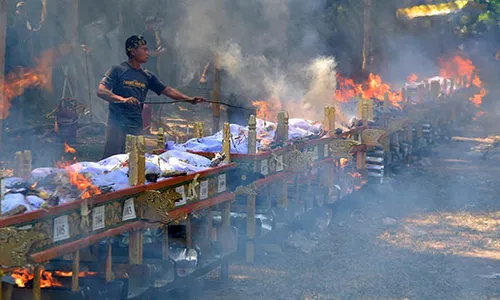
[
  {"x1": 361, "y1": 129, "x2": 388, "y2": 148},
  {"x1": 387, "y1": 118, "x2": 407, "y2": 134},
  {"x1": 137, "y1": 189, "x2": 182, "y2": 224},
  {"x1": 286, "y1": 149, "x2": 316, "y2": 173},
  {"x1": 329, "y1": 139, "x2": 360, "y2": 159},
  {"x1": 0, "y1": 227, "x2": 49, "y2": 268}
]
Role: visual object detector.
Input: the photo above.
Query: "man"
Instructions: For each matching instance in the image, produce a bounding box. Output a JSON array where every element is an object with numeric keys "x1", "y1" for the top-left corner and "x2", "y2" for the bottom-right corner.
[
  {"x1": 97, "y1": 35, "x2": 205, "y2": 158},
  {"x1": 141, "y1": 16, "x2": 167, "y2": 76}
]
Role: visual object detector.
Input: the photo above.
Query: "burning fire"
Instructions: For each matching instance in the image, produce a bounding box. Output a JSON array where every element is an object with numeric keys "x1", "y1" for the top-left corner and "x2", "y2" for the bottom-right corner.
[
  {"x1": 439, "y1": 54, "x2": 487, "y2": 107},
  {"x1": 57, "y1": 143, "x2": 101, "y2": 199},
  {"x1": 252, "y1": 97, "x2": 282, "y2": 122},
  {"x1": 1, "y1": 44, "x2": 72, "y2": 119},
  {"x1": 335, "y1": 73, "x2": 403, "y2": 109},
  {"x1": 12, "y1": 268, "x2": 63, "y2": 288},
  {"x1": 407, "y1": 74, "x2": 418, "y2": 83},
  {"x1": 397, "y1": 0, "x2": 469, "y2": 20},
  {"x1": 340, "y1": 158, "x2": 349, "y2": 169},
  {"x1": 53, "y1": 271, "x2": 99, "y2": 277}
]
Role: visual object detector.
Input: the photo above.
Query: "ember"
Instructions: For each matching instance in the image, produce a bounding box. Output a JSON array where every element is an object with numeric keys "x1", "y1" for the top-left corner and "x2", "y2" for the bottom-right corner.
[{"x1": 12, "y1": 268, "x2": 63, "y2": 288}]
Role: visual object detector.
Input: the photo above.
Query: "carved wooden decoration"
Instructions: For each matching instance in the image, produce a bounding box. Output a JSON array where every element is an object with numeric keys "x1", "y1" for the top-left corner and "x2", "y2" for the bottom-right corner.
[
  {"x1": 0, "y1": 227, "x2": 48, "y2": 268},
  {"x1": 136, "y1": 136, "x2": 146, "y2": 185},
  {"x1": 248, "y1": 115, "x2": 257, "y2": 155},
  {"x1": 194, "y1": 122, "x2": 204, "y2": 138},
  {"x1": 127, "y1": 135, "x2": 138, "y2": 186},
  {"x1": 157, "y1": 127, "x2": 165, "y2": 150},
  {"x1": 276, "y1": 111, "x2": 289, "y2": 142}
]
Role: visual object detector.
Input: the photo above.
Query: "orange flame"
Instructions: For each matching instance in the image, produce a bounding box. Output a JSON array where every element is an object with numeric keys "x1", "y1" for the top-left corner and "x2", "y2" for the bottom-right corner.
[
  {"x1": 473, "y1": 110, "x2": 486, "y2": 121},
  {"x1": 252, "y1": 97, "x2": 281, "y2": 122},
  {"x1": 340, "y1": 158, "x2": 349, "y2": 169},
  {"x1": 64, "y1": 142, "x2": 76, "y2": 154},
  {"x1": 469, "y1": 75, "x2": 487, "y2": 108},
  {"x1": 12, "y1": 268, "x2": 63, "y2": 288},
  {"x1": 57, "y1": 143, "x2": 101, "y2": 199},
  {"x1": 335, "y1": 73, "x2": 402, "y2": 109},
  {"x1": 53, "y1": 271, "x2": 99, "y2": 277},
  {"x1": 1, "y1": 44, "x2": 72, "y2": 119},
  {"x1": 407, "y1": 74, "x2": 418, "y2": 83}
]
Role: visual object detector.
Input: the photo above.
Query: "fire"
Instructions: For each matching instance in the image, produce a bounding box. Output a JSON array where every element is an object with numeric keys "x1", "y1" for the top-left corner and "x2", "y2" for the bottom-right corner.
[
  {"x1": 1, "y1": 44, "x2": 72, "y2": 119},
  {"x1": 469, "y1": 75, "x2": 487, "y2": 108},
  {"x1": 340, "y1": 158, "x2": 349, "y2": 169},
  {"x1": 407, "y1": 74, "x2": 418, "y2": 83},
  {"x1": 64, "y1": 142, "x2": 76, "y2": 154},
  {"x1": 396, "y1": 0, "x2": 469, "y2": 20},
  {"x1": 57, "y1": 143, "x2": 101, "y2": 199},
  {"x1": 252, "y1": 97, "x2": 281, "y2": 122},
  {"x1": 473, "y1": 110, "x2": 486, "y2": 121},
  {"x1": 335, "y1": 73, "x2": 402, "y2": 109},
  {"x1": 53, "y1": 271, "x2": 99, "y2": 277},
  {"x1": 12, "y1": 268, "x2": 63, "y2": 288},
  {"x1": 439, "y1": 55, "x2": 475, "y2": 87}
]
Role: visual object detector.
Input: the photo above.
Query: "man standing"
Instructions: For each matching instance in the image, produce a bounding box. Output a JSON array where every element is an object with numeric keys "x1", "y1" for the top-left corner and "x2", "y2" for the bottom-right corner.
[
  {"x1": 141, "y1": 16, "x2": 167, "y2": 76},
  {"x1": 97, "y1": 35, "x2": 205, "y2": 158}
]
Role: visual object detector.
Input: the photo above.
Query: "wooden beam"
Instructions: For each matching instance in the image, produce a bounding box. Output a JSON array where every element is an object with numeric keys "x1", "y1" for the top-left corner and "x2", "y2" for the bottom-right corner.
[{"x1": 72, "y1": 250, "x2": 80, "y2": 291}]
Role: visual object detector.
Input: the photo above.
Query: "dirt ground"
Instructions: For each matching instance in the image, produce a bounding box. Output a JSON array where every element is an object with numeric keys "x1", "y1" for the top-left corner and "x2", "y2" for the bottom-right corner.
[{"x1": 165, "y1": 118, "x2": 500, "y2": 300}]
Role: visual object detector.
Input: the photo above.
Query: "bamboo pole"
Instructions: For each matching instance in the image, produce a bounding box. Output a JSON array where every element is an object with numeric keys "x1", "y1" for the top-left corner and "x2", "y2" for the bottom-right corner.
[{"x1": 105, "y1": 240, "x2": 113, "y2": 281}]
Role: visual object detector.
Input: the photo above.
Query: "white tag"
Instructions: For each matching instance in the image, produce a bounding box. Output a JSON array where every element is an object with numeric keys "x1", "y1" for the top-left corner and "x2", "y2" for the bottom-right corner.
[
  {"x1": 53, "y1": 215, "x2": 70, "y2": 242},
  {"x1": 276, "y1": 155, "x2": 284, "y2": 172},
  {"x1": 334, "y1": 184, "x2": 341, "y2": 191},
  {"x1": 200, "y1": 180, "x2": 208, "y2": 200},
  {"x1": 261, "y1": 159, "x2": 269, "y2": 175},
  {"x1": 18, "y1": 225, "x2": 33, "y2": 230},
  {"x1": 218, "y1": 174, "x2": 227, "y2": 193},
  {"x1": 175, "y1": 186, "x2": 187, "y2": 207},
  {"x1": 92, "y1": 206, "x2": 105, "y2": 231},
  {"x1": 122, "y1": 198, "x2": 137, "y2": 221},
  {"x1": 324, "y1": 144, "x2": 329, "y2": 157}
]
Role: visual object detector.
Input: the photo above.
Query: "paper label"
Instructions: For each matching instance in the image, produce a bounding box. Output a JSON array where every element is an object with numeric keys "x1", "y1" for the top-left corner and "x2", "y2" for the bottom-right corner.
[
  {"x1": 122, "y1": 198, "x2": 137, "y2": 221},
  {"x1": 53, "y1": 215, "x2": 70, "y2": 242},
  {"x1": 276, "y1": 155, "x2": 284, "y2": 172},
  {"x1": 200, "y1": 180, "x2": 209, "y2": 200},
  {"x1": 218, "y1": 174, "x2": 227, "y2": 193},
  {"x1": 92, "y1": 206, "x2": 105, "y2": 231},
  {"x1": 175, "y1": 186, "x2": 187, "y2": 207},
  {"x1": 261, "y1": 159, "x2": 269, "y2": 175},
  {"x1": 324, "y1": 144, "x2": 329, "y2": 157}
]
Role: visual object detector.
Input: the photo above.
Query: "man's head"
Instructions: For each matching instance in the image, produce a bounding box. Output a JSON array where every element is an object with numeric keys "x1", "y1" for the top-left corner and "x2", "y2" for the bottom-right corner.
[{"x1": 125, "y1": 35, "x2": 149, "y2": 64}]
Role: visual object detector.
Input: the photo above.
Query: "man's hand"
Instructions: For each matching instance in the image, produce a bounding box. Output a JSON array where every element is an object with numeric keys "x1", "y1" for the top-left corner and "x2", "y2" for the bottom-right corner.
[
  {"x1": 122, "y1": 97, "x2": 140, "y2": 105},
  {"x1": 187, "y1": 96, "x2": 206, "y2": 104}
]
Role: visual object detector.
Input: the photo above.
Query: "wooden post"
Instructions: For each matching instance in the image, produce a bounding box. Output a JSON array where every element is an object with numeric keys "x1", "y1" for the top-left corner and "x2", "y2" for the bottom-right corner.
[
  {"x1": 0, "y1": 0, "x2": 7, "y2": 150},
  {"x1": 129, "y1": 229, "x2": 142, "y2": 265},
  {"x1": 248, "y1": 115, "x2": 257, "y2": 155},
  {"x1": 246, "y1": 193, "x2": 256, "y2": 264},
  {"x1": 33, "y1": 265, "x2": 41, "y2": 300},
  {"x1": 276, "y1": 111, "x2": 289, "y2": 142},
  {"x1": 127, "y1": 135, "x2": 138, "y2": 186},
  {"x1": 362, "y1": 0, "x2": 372, "y2": 71},
  {"x1": 207, "y1": 207, "x2": 214, "y2": 241},
  {"x1": 323, "y1": 106, "x2": 335, "y2": 135},
  {"x1": 186, "y1": 214, "x2": 192, "y2": 249},
  {"x1": 72, "y1": 250, "x2": 80, "y2": 291},
  {"x1": 356, "y1": 151, "x2": 366, "y2": 170},
  {"x1": 383, "y1": 92, "x2": 390, "y2": 112},
  {"x1": 22, "y1": 150, "x2": 32, "y2": 179},
  {"x1": 157, "y1": 128, "x2": 165, "y2": 150},
  {"x1": 402, "y1": 87, "x2": 407, "y2": 104},
  {"x1": 162, "y1": 226, "x2": 169, "y2": 260},
  {"x1": 222, "y1": 122, "x2": 231, "y2": 163},
  {"x1": 211, "y1": 53, "x2": 221, "y2": 133},
  {"x1": 136, "y1": 136, "x2": 145, "y2": 185},
  {"x1": 105, "y1": 240, "x2": 113, "y2": 282},
  {"x1": 14, "y1": 152, "x2": 22, "y2": 178}
]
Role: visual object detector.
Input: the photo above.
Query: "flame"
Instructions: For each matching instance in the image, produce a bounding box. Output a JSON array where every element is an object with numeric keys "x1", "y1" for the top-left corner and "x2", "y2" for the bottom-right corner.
[
  {"x1": 12, "y1": 268, "x2": 63, "y2": 288},
  {"x1": 340, "y1": 158, "x2": 349, "y2": 169},
  {"x1": 473, "y1": 110, "x2": 486, "y2": 121},
  {"x1": 53, "y1": 271, "x2": 99, "y2": 277},
  {"x1": 252, "y1": 96, "x2": 282, "y2": 122},
  {"x1": 56, "y1": 143, "x2": 101, "y2": 199},
  {"x1": 407, "y1": 74, "x2": 418, "y2": 83},
  {"x1": 1, "y1": 44, "x2": 72, "y2": 119},
  {"x1": 469, "y1": 75, "x2": 487, "y2": 108},
  {"x1": 335, "y1": 73, "x2": 402, "y2": 109},
  {"x1": 64, "y1": 142, "x2": 76, "y2": 154},
  {"x1": 397, "y1": 0, "x2": 469, "y2": 19}
]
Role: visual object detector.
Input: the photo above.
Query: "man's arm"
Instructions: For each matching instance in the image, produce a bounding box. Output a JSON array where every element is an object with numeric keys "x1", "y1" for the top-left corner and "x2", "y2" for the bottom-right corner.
[
  {"x1": 161, "y1": 86, "x2": 194, "y2": 101},
  {"x1": 97, "y1": 83, "x2": 139, "y2": 104}
]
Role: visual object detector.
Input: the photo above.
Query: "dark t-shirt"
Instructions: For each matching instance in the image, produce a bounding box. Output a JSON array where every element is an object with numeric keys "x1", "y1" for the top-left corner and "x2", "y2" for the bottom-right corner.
[{"x1": 101, "y1": 61, "x2": 166, "y2": 128}]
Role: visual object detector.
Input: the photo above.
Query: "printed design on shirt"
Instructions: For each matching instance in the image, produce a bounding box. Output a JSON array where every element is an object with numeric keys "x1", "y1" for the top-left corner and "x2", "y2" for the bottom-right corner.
[{"x1": 123, "y1": 79, "x2": 146, "y2": 89}]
